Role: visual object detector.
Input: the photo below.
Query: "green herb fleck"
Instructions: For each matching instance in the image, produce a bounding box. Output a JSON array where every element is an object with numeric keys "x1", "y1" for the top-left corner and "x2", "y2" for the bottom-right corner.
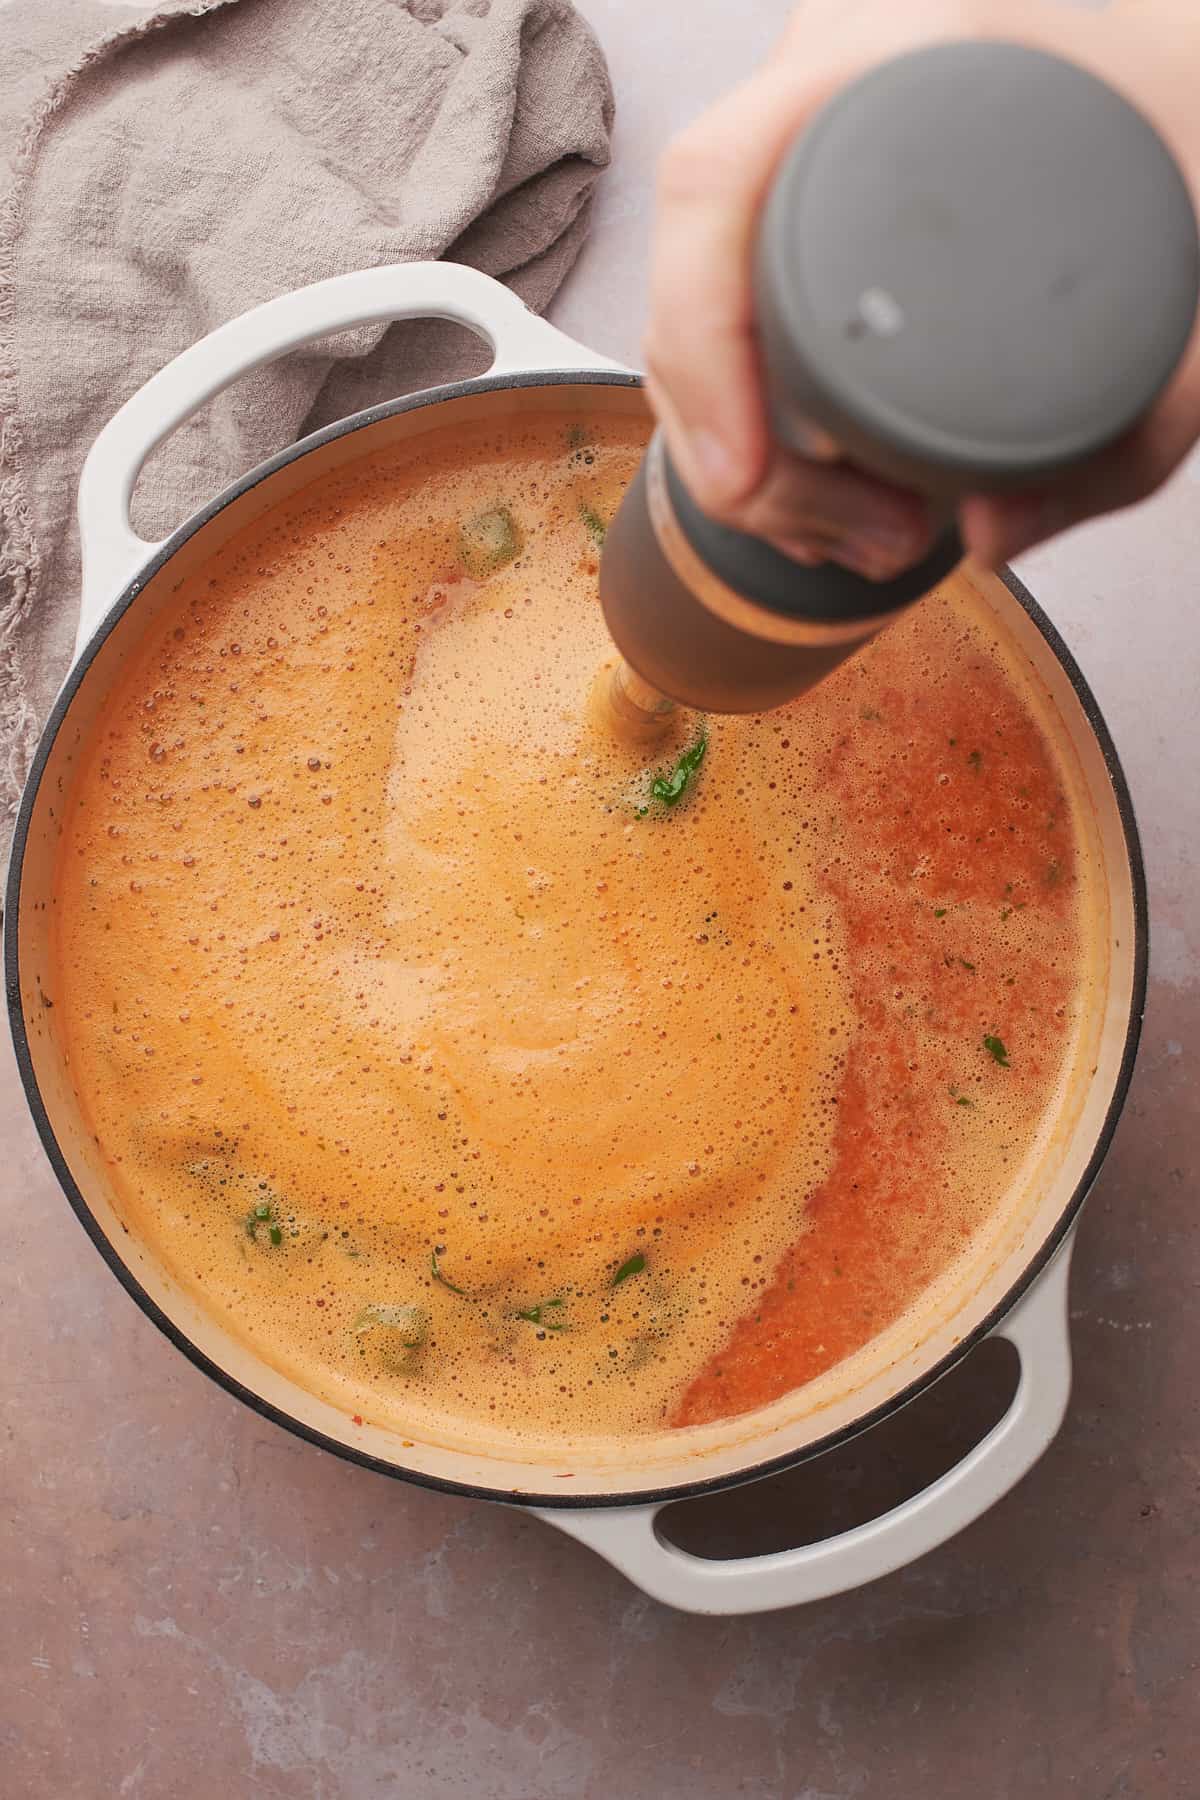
[
  {"x1": 1000, "y1": 907, "x2": 1012, "y2": 922},
  {"x1": 612, "y1": 1251, "x2": 646, "y2": 1287},
  {"x1": 245, "y1": 1197, "x2": 282, "y2": 1242},
  {"x1": 431, "y1": 1248, "x2": 468, "y2": 1295},
  {"x1": 459, "y1": 505, "x2": 523, "y2": 578},
  {"x1": 566, "y1": 423, "x2": 588, "y2": 450},
  {"x1": 353, "y1": 1302, "x2": 428, "y2": 1377},
  {"x1": 515, "y1": 1298, "x2": 567, "y2": 1332},
  {"x1": 948, "y1": 1085, "x2": 975, "y2": 1108},
  {"x1": 352, "y1": 1302, "x2": 428, "y2": 1346},
  {"x1": 579, "y1": 502, "x2": 607, "y2": 546},
  {"x1": 967, "y1": 749, "x2": 983, "y2": 773},
  {"x1": 860, "y1": 707, "x2": 883, "y2": 723},
  {"x1": 933, "y1": 907, "x2": 947, "y2": 919},
  {"x1": 638, "y1": 730, "x2": 708, "y2": 816},
  {"x1": 983, "y1": 1034, "x2": 1010, "y2": 1068},
  {"x1": 958, "y1": 957, "x2": 975, "y2": 972}
]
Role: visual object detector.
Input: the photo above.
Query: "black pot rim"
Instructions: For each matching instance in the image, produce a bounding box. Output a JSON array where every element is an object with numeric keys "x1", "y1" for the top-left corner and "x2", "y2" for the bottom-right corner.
[{"x1": 5, "y1": 368, "x2": 1148, "y2": 1512}]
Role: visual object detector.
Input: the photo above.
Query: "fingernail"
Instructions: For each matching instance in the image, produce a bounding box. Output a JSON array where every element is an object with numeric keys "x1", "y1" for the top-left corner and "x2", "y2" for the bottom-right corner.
[
  {"x1": 689, "y1": 428, "x2": 741, "y2": 505},
  {"x1": 773, "y1": 538, "x2": 827, "y2": 567},
  {"x1": 831, "y1": 537, "x2": 907, "y2": 580},
  {"x1": 791, "y1": 423, "x2": 842, "y2": 464},
  {"x1": 859, "y1": 522, "x2": 916, "y2": 555}
]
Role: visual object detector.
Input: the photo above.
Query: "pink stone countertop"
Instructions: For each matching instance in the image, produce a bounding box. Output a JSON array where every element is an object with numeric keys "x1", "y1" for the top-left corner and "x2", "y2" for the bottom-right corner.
[{"x1": 2, "y1": 4, "x2": 1197, "y2": 1796}]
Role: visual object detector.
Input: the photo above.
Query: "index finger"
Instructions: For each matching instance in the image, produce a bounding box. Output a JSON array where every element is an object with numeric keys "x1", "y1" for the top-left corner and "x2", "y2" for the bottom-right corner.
[{"x1": 643, "y1": 55, "x2": 840, "y2": 513}]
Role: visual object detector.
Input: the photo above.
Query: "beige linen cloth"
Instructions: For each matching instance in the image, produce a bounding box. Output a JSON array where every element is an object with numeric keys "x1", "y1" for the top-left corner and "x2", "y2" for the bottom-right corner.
[{"x1": 0, "y1": 0, "x2": 613, "y2": 824}]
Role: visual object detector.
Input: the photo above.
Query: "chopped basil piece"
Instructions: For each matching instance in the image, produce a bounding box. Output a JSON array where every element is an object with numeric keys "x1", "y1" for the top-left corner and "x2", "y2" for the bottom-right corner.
[
  {"x1": 459, "y1": 505, "x2": 523, "y2": 578},
  {"x1": 983, "y1": 1034, "x2": 1010, "y2": 1067},
  {"x1": 431, "y1": 1248, "x2": 468, "y2": 1295},
  {"x1": 353, "y1": 1301, "x2": 429, "y2": 1378},
  {"x1": 612, "y1": 1252, "x2": 646, "y2": 1287},
  {"x1": 244, "y1": 1195, "x2": 284, "y2": 1243},
  {"x1": 637, "y1": 731, "x2": 708, "y2": 816},
  {"x1": 515, "y1": 1298, "x2": 567, "y2": 1332},
  {"x1": 579, "y1": 503, "x2": 607, "y2": 546},
  {"x1": 352, "y1": 1302, "x2": 428, "y2": 1347}
]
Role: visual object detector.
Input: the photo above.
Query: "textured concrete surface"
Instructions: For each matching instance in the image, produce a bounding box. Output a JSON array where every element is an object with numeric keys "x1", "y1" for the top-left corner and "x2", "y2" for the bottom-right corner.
[{"x1": 2, "y1": 2, "x2": 1197, "y2": 1796}]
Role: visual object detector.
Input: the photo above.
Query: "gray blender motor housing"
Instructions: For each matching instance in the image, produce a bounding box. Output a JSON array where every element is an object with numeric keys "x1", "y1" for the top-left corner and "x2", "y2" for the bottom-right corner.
[{"x1": 661, "y1": 39, "x2": 1200, "y2": 628}]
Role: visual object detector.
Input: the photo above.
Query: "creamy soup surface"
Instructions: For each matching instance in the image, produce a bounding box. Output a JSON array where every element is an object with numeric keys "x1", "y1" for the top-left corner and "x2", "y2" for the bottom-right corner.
[{"x1": 51, "y1": 411, "x2": 1099, "y2": 1455}]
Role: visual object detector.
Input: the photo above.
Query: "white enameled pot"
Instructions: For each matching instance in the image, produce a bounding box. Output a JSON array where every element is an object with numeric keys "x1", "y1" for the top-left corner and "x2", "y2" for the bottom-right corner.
[{"x1": 6, "y1": 264, "x2": 1146, "y2": 1615}]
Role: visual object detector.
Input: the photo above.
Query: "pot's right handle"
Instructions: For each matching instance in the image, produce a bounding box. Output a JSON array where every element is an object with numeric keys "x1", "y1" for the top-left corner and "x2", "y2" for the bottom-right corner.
[
  {"x1": 75, "y1": 261, "x2": 629, "y2": 655},
  {"x1": 538, "y1": 1238, "x2": 1074, "y2": 1616}
]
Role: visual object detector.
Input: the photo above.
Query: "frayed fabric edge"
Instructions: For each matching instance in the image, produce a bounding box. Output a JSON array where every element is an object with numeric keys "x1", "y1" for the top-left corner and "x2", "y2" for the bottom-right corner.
[{"x1": 0, "y1": 0, "x2": 246, "y2": 833}]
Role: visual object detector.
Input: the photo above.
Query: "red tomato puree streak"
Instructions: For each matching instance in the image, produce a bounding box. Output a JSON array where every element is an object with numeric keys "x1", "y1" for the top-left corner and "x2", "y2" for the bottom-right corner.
[{"x1": 673, "y1": 658, "x2": 1079, "y2": 1427}]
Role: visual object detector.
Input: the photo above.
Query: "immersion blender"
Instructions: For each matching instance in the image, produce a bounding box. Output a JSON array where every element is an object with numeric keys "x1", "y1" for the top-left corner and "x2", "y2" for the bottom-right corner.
[{"x1": 598, "y1": 41, "x2": 1200, "y2": 728}]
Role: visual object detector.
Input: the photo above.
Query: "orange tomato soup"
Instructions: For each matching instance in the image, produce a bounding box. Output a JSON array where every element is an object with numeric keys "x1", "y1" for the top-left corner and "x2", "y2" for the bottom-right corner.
[{"x1": 50, "y1": 411, "x2": 1096, "y2": 1454}]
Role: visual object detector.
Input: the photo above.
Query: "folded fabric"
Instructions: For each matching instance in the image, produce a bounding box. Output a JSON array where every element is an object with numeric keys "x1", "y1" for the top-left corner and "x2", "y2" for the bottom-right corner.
[{"x1": 0, "y1": 0, "x2": 613, "y2": 822}]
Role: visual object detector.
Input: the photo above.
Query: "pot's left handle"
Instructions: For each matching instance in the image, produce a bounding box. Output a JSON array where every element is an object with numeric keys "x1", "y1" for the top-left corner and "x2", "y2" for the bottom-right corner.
[{"x1": 75, "y1": 262, "x2": 629, "y2": 656}]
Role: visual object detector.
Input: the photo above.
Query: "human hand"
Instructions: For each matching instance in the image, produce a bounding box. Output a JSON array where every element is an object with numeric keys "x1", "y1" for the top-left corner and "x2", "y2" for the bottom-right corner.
[{"x1": 643, "y1": 0, "x2": 1200, "y2": 578}]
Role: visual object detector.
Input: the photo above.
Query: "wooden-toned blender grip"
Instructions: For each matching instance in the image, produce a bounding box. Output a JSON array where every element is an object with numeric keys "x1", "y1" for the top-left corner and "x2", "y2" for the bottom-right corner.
[
  {"x1": 600, "y1": 450, "x2": 882, "y2": 715},
  {"x1": 596, "y1": 658, "x2": 678, "y2": 744}
]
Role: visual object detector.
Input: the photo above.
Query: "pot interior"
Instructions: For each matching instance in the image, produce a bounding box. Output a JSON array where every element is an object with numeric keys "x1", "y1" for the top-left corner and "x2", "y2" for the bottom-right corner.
[{"x1": 9, "y1": 377, "x2": 1144, "y2": 1505}]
